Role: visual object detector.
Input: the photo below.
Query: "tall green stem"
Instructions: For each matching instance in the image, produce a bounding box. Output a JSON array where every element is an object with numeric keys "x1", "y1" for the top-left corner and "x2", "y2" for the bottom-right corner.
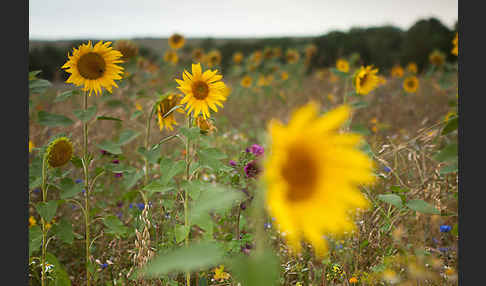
[
  {"x1": 82, "y1": 92, "x2": 91, "y2": 286},
  {"x1": 40, "y1": 156, "x2": 48, "y2": 286},
  {"x1": 184, "y1": 116, "x2": 192, "y2": 286},
  {"x1": 144, "y1": 106, "x2": 155, "y2": 185}
]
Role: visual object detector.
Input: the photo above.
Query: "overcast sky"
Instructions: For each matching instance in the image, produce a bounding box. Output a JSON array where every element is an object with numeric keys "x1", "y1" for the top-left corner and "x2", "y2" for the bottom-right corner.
[{"x1": 29, "y1": 0, "x2": 458, "y2": 40}]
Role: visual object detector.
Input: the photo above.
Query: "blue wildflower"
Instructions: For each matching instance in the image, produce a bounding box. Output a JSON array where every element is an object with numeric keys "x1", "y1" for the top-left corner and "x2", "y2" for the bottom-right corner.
[
  {"x1": 101, "y1": 263, "x2": 108, "y2": 270},
  {"x1": 438, "y1": 247, "x2": 450, "y2": 253},
  {"x1": 440, "y1": 225, "x2": 452, "y2": 233},
  {"x1": 116, "y1": 212, "x2": 122, "y2": 219},
  {"x1": 384, "y1": 166, "x2": 391, "y2": 173},
  {"x1": 137, "y1": 203, "x2": 145, "y2": 211},
  {"x1": 264, "y1": 222, "x2": 271, "y2": 229},
  {"x1": 75, "y1": 179, "x2": 83, "y2": 184},
  {"x1": 336, "y1": 244, "x2": 343, "y2": 249},
  {"x1": 33, "y1": 188, "x2": 40, "y2": 194},
  {"x1": 129, "y1": 203, "x2": 133, "y2": 209}
]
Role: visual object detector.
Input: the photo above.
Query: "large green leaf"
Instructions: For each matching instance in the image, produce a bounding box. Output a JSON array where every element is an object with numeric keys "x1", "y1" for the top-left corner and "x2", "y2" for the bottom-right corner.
[
  {"x1": 197, "y1": 148, "x2": 231, "y2": 171},
  {"x1": 29, "y1": 79, "x2": 52, "y2": 94},
  {"x1": 36, "y1": 201, "x2": 58, "y2": 222},
  {"x1": 96, "y1": 140, "x2": 122, "y2": 155},
  {"x1": 122, "y1": 171, "x2": 143, "y2": 190},
  {"x1": 159, "y1": 158, "x2": 186, "y2": 186},
  {"x1": 117, "y1": 129, "x2": 141, "y2": 145},
  {"x1": 29, "y1": 225, "x2": 42, "y2": 256},
  {"x1": 59, "y1": 178, "x2": 84, "y2": 199},
  {"x1": 136, "y1": 242, "x2": 225, "y2": 278},
  {"x1": 143, "y1": 180, "x2": 174, "y2": 196},
  {"x1": 190, "y1": 185, "x2": 244, "y2": 221},
  {"x1": 230, "y1": 251, "x2": 280, "y2": 286},
  {"x1": 179, "y1": 127, "x2": 200, "y2": 141},
  {"x1": 441, "y1": 117, "x2": 458, "y2": 135},
  {"x1": 434, "y1": 143, "x2": 457, "y2": 163},
  {"x1": 406, "y1": 199, "x2": 440, "y2": 215},
  {"x1": 54, "y1": 90, "x2": 78, "y2": 103},
  {"x1": 377, "y1": 194, "x2": 403, "y2": 208},
  {"x1": 103, "y1": 215, "x2": 129, "y2": 237},
  {"x1": 46, "y1": 252, "x2": 72, "y2": 286},
  {"x1": 175, "y1": 225, "x2": 190, "y2": 243},
  {"x1": 37, "y1": 111, "x2": 74, "y2": 127},
  {"x1": 73, "y1": 106, "x2": 97, "y2": 123},
  {"x1": 52, "y1": 218, "x2": 74, "y2": 245}
]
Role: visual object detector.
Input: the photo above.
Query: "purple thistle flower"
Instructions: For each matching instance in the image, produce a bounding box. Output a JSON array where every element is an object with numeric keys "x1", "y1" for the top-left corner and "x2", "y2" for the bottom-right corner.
[
  {"x1": 114, "y1": 173, "x2": 123, "y2": 178},
  {"x1": 112, "y1": 159, "x2": 120, "y2": 164},
  {"x1": 440, "y1": 225, "x2": 452, "y2": 233},
  {"x1": 250, "y1": 144, "x2": 264, "y2": 156},
  {"x1": 245, "y1": 147, "x2": 250, "y2": 153},
  {"x1": 100, "y1": 150, "x2": 109, "y2": 156},
  {"x1": 229, "y1": 160, "x2": 237, "y2": 166},
  {"x1": 244, "y1": 161, "x2": 260, "y2": 178}
]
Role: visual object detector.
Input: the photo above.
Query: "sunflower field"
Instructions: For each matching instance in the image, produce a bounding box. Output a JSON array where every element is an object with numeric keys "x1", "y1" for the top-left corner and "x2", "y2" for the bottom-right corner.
[{"x1": 28, "y1": 30, "x2": 458, "y2": 286}]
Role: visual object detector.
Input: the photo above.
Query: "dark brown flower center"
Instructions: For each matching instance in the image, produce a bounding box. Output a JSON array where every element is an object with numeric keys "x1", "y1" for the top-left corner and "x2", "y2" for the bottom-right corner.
[
  {"x1": 77, "y1": 52, "x2": 106, "y2": 80},
  {"x1": 192, "y1": 81, "x2": 209, "y2": 100},
  {"x1": 48, "y1": 140, "x2": 73, "y2": 168},
  {"x1": 281, "y1": 145, "x2": 318, "y2": 202},
  {"x1": 407, "y1": 79, "x2": 415, "y2": 88},
  {"x1": 360, "y1": 73, "x2": 369, "y2": 87},
  {"x1": 171, "y1": 34, "x2": 182, "y2": 43}
]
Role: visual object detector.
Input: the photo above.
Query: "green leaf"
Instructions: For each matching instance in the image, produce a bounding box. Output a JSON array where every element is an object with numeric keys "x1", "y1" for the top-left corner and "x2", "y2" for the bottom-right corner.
[
  {"x1": 143, "y1": 180, "x2": 174, "y2": 196},
  {"x1": 175, "y1": 225, "x2": 190, "y2": 243},
  {"x1": 29, "y1": 79, "x2": 52, "y2": 94},
  {"x1": 439, "y1": 162, "x2": 458, "y2": 175},
  {"x1": 434, "y1": 143, "x2": 457, "y2": 163},
  {"x1": 406, "y1": 199, "x2": 440, "y2": 215},
  {"x1": 104, "y1": 163, "x2": 136, "y2": 173},
  {"x1": 190, "y1": 185, "x2": 244, "y2": 220},
  {"x1": 54, "y1": 90, "x2": 78, "y2": 103},
  {"x1": 36, "y1": 201, "x2": 58, "y2": 222},
  {"x1": 159, "y1": 158, "x2": 186, "y2": 186},
  {"x1": 122, "y1": 171, "x2": 143, "y2": 190},
  {"x1": 103, "y1": 215, "x2": 129, "y2": 237},
  {"x1": 441, "y1": 117, "x2": 458, "y2": 135},
  {"x1": 390, "y1": 186, "x2": 409, "y2": 193},
  {"x1": 29, "y1": 225, "x2": 42, "y2": 256},
  {"x1": 70, "y1": 156, "x2": 83, "y2": 168},
  {"x1": 350, "y1": 100, "x2": 369, "y2": 109},
  {"x1": 97, "y1": 115, "x2": 122, "y2": 122},
  {"x1": 37, "y1": 111, "x2": 74, "y2": 127},
  {"x1": 73, "y1": 106, "x2": 97, "y2": 123},
  {"x1": 377, "y1": 194, "x2": 403, "y2": 208},
  {"x1": 179, "y1": 127, "x2": 200, "y2": 141},
  {"x1": 197, "y1": 148, "x2": 230, "y2": 171},
  {"x1": 351, "y1": 124, "x2": 371, "y2": 136},
  {"x1": 53, "y1": 218, "x2": 74, "y2": 245},
  {"x1": 136, "y1": 241, "x2": 225, "y2": 278},
  {"x1": 182, "y1": 181, "x2": 205, "y2": 200},
  {"x1": 230, "y1": 250, "x2": 280, "y2": 286},
  {"x1": 29, "y1": 70, "x2": 42, "y2": 80},
  {"x1": 130, "y1": 110, "x2": 143, "y2": 120},
  {"x1": 451, "y1": 223, "x2": 458, "y2": 236},
  {"x1": 117, "y1": 129, "x2": 141, "y2": 145},
  {"x1": 138, "y1": 146, "x2": 161, "y2": 164},
  {"x1": 46, "y1": 252, "x2": 72, "y2": 286},
  {"x1": 59, "y1": 178, "x2": 84, "y2": 199},
  {"x1": 97, "y1": 140, "x2": 122, "y2": 155}
]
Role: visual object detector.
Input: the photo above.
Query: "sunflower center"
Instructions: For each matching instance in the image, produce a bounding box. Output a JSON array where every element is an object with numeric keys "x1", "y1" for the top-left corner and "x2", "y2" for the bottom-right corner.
[
  {"x1": 192, "y1": 81, "x2": 209, "y2": 100},
  {"x1": 281, "y1": 145, "x2": 318, "y2": 202},
  {"x1": 172, "y1": 34, "x2": 182, "y2": 43},
  {"x1": 77, "y1": 52, "x2": 106, "y2": 80},
  {"x1": 360, "y1": 73, "x2": 369, "y2": 87},
  {"x1": 407, "y1": 80, "x2": 415, "y2": 88}
]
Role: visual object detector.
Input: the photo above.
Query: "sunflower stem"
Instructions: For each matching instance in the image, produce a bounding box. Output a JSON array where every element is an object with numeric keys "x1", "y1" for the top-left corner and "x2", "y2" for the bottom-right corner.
[
  {"x1": 184, "y1": 115, "x2": 192, "y2": 286},
  {"x1": 82, "y1": 91, "x2": 91, "y2": 286},
  {"x1": 40, "y1": 155, "x2": 48, "y2": 286},
  {"x1": 144, "y1": 104, "x2": 156, "y2": 185}
]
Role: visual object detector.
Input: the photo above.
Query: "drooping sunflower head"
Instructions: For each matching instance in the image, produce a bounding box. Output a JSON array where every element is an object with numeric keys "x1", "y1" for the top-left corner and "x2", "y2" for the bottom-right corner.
[
  {"x1": 45, "y1": 137, "x2": 73, "y2": 168},
  {"x1": 354, "y1": 66, "x2": 380, "y2": 95},
  {"x1": 114, "y1": 40, "x2": 139, "y2": 61},
  {"x1": 233, "y1": 52, "x2": 244, "y2": 64},
  {"x1": 403, "y1": 76, "x2": 419, "y2": 93},
  {"x1": 164, "y1": 50, "x2": 179, "y2": 65},
  {"x1": 205, "y1": 50, "x2": 222, "y2": 68},
  {"x1": 336, "y1": 59, "x2": 350, "y2": 73},
  {"x1": 406, "y1": 62, "x2": 418, "y2": 74},
  {"x1": 168, "y1": 33, "x2": 185, "y2": 50},
  {"x1": 62, "y1": 41, "x2": 124, "y2": 96},
  {"x1": 157, "y1": 94, "x2": 183, "y2": 131},
  {"x1": 452, "y1": 33, "x2": 458, "y2": 56},
  {"x1": 429, "y1": 50, "x2": 446, "y2": 67},
  {"x1": 391, "y1": 65, "x2": 404, "y2": 78},
  {"x1": 263, "y1": 102, "x2": 375, "y2": 256},
  {"x1": 241, "y1": 75, "x2": 253, "y2": 88},
  {"x1": 175, "y1": 63, "x2": 227, "y2": 119},
  {"x1": 195, "y1": 115, "x2": 217, "y2": 134},
  {"x1": 286, "y1": 49, "x2": 300, "y2": 64},
  {"x1": 192, "y1": 48, "x2": 205, "y2": 63}
]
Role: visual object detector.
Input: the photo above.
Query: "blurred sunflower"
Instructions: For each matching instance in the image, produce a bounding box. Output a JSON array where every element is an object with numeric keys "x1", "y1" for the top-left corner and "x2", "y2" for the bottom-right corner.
[
  {"x1": 273, "y1": 47, "x2": 282, "y2": 58},
  {"x1": 114, "y1": 40, "x2": 139, "y2": 61},
  {"x1": 164, "y1": 50, "x2": 179, "y2": 65},
  {"x1": 233, "y1": 52, "x2": 243, "y2": 64},
  {"x1": 281, "y1": 71, "x2": 289, "y2": 81},
  {"x1": 286, "y1": 49, "x2": 300, "y2": 64},
  {"x1": 390, "y1": 65, "x2": 404, "y2": 78},
  {"x1": 175, "y1": 63, "x2": 227, "y2": 119},
  {"x1": 206, "y1": 50, "x2": 222, "y2": 68},
  {"x1": 168, "y1": 33, "x2": 185, "y2": 50},
  {"x1": 157, "y1": 94, "x2": 183, "y2": 131},
  {"x1": 192, "y1": 48, "x2": 205, "y2": 63},
  {"x1": 429, "y1": 50, "x2": 445, "y2": 67},
  {"x1": 263, "y1": 47, "x2": 275, "y2": 60},
  {"x1": 452, "y1": 33, "x2": 458, "y2": 56},
  {"x1": 403, "y1": 76, "x2": 419, "y2": 93},
  {"x1": 250, "y1": 50, "x2": 263, "y2": 65},
  {"x1": 29, "y1": 140, "x2": 35, "y2": 153},
  {"x1": 336, "y1": 59, "x2": 349, "y2": 73},
  {"x1": 354, "y1": 66, "x2": 380, "y2": 95},
  {"x1": 62, "y1": 41, "x2": 124, "y2": 96},
  {"x1": 264, "y1": 103, "x2": 374, "y2": 256},
  {"x1": 406, "y1": 62, "x2": 418, "y2": 74},
  {"x1": 257, "y1": 74, "x2": 267, "y2": 87},
  {"x1": 377, "y1": 75, "x2": 387, "y2": 86},
  {"x1": 241, "y1": 75, "x2": 252, "y2": 88},
  {"x1": 196, "y1": 116, "x2": 217, "y2": 134}
]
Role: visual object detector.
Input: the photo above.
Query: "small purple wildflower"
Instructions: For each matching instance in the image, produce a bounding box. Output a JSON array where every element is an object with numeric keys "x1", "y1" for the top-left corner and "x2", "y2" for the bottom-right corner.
[
  {"x1": 114, "y1": 173, "x2": 123, "y2": 178},
  {"x1": 82, "y1": 189, "x2": 86, "y2": 194},
  {"x1": 432, "y1": 238, "x2": 439, "y2": 244},
  {"x1": 249, "y1": 144, "x2": 264, "y2": 156},
  {"x1": 440, "y1": 225, "x2": 452, "y2": 233},
  {"x1": 129, "y1": 203, "x2": 133, "y2": 209},
  {"x1": 165, "y1": 213, "x2": 171, "y2": 219},
  {"x1": 384, "y1": 166, "x2": 391, "y2": 173},
  {"x1": 33, "y1": 188, "x2": 40, "y2": 194},
  {"x1": 336, "y1": 244, "x2": 343, "y2": 249},
  {"x1": 438, "y1": 247, "x2": 450, "y2": 253},
  {"x1": 75, "y1": 179, "x2": 83, "y2": 184},
  {"x1": 101, "y1": 263, "x2": 108, "y2": 270},
  {"x1": 116, "y1": 212, "x2": 122, "y2": 219},
  {"x1": 229, "y1": 160, "x2": 237, "y2": 167},
  {"x1": 244, "y1": 161, "x2": 260, "y2": 178},
  {"x1": 240, "y1": 202, "x2": 247, "y2": 210},
  {"x1": 137, "y1": 203, "x2": 145, "y2": 211},
  {"x1": 112, "y1": 159, "x2": 120, "y2": 164},
  {"x1": 245, "y1": 147, "x2": 250, "y2": 153},
  {"x1": 100, "y1": 150, "x2": 109, "y2": 156},
  {"x1": 264, "y1": 222, "x2": 272, "y2": 229}
]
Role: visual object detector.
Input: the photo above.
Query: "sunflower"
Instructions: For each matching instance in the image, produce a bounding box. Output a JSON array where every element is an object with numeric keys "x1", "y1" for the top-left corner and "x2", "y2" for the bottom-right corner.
[
  {"x1": 233, "y1": 52, "x2": 244, "y2": 64},
  {"x1": 407, "y1": 62, "x2": 418, "y2": 74},
  {"x1": 403, "y1": 76, "x2": 419, "y2": 93},
  {"x1": 164, "y1": 50, "x2": 179, "y2": 65},
  {"x1": 263, "y1": 48, "x2": 275, "y2": 60},
  {"x1": 241, "y1": 75, "x2": 252, "y2": 88},
  {"x1": 286, "y1": 49, "x2": 300, "y2": 64},
  {"x1": 62, "y1": 41, "x2": 124, "y2": 96},
  {"x1": 429, "y1": 50, "x2": 445, "y2": 67},
  {"x1": 390, "y1": 65, "x2": 404, "y2": 78},
  {"x1": 452, "y1": 33, "x2": 458, "y2": 56},
  {"x1": 157, "y1": 94, "x2": 183, "y2": 131},
  {"x1": 168, "y1": 33, "x2": 185, "y2": 50},
  {"x1": 336, "y1": 59, "x2": 349, "y2": 73},
  {"x1": 195, "y1": 116, "x2": 217, "y2": 134},
  {"x1": 377, "y1": 75, "x2": 387, "y2": 86},
  {"x1": 29, "y1": 216, "x2": 37, "y2": 227},
  {"x1": 29, "y1": 140, "x2": 35, "y2": 153},
  {"x1": 205, "y1": 50, "x2": 222, "y2": 68},
  {"x1": 192, "y1": 48, "x2": 205, "y2": 63},
  {"x1": 281, "y1": 71, "x2": 289, "y2": 81},
  {"x1": 263, "y1": 103, "x2": 375, "y2": 256},
  {"x1": 257, "y1": 74, "x2": 267, "y2": 87},
  {"x1": 114, "y1": 40, "x2": 139, "y2": 61},
  {"x1": 175, "y1": 63, "x2": 227, "y2": 119},
  {"x1": 273, "y1": 47, "x2": 282, "y2": 58},
  {"x1": 45, "y1": 137, "x2": 73, "y2": 168},
  {"x1": 354, "y1": 66, "x2": 380, "y2": 95}
]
